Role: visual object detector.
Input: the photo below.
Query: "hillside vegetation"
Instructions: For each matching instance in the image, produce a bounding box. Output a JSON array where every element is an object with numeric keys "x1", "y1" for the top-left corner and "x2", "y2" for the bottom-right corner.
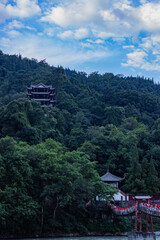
[{"x1": 0, "y1": 50, "x2": 160, "y2": 235}]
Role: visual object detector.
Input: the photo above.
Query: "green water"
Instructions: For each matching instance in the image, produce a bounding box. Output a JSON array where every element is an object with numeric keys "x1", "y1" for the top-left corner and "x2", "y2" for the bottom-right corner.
[{"x1": 13, "y1": 236, "x2": 160, "y2": 240}]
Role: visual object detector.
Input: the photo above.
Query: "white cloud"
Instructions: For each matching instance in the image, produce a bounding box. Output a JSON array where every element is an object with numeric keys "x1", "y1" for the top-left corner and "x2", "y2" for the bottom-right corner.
[
  {"x1": 81, "y1": 42, "x2": 93, "y2": 48},
  {"x1": 8, "y1": 20, "x2": 24, "y2": 29},
  {"x1": 45, "y1": 28, "x2": 55, "y2": 37},
  {"x1": 122, "y1": 32, "x2": 160, "y2": 72},
  {"x1": 7, "y1": 20, "x2": 36, "y2": 31},
  {"x1": 0, "y1": 37, "x2": 11, "y2": 48},
  {"x1": 100, "y1": 10, "x2": 118, "y2": 21},
  {"x1": 81, "y1": 39, "x2": 104, "y2": 47},
  {"x1": 38, "y1": 32, "x2": 44, "y2": 36},
  {"x1": 123, "y1": 45, "x2": 135, "y2": 49},
  {"x1": 7, "y1": 30, "x2": 22, "y2": 37},
  {"x1": 41, "y1": 7, "x2": 67, "y2": 26},
  {"x1": 58, "y1": 28, "x2": 89, "y2": 40},
  {"x1": 41, "y1": 0, "x2": 100, "y2": 27},
  {"x1": 138, "y1": 2, "x2": 160, "y2": 31},
  {"x1": 95, "y1": 39, "x2": 104, "y2": 44},
  {"x1": 95, "y1": 31, "x2": 115, "y2": 39},
  {"x1": 113, "y1": 37, "x2": 126, "y2": 42},
  {"x1": 41, "y1": 0, "x2": 136, "y2": 41},
  {"x1": 74, "y1": 28, "x2": 89, "y2": 39},
  {"x1": 113, "y1": 0, "x2": 132, "y2": 11},
  {"x1": 39, "y1": 0, "x2": 160, "y2": 74},
  {"x1": 7, "y1": 0, "x2": 41, "y2": 18},
  {"x1": 2, "y1": 0, "x2": 160, "y2": 76},
  {"x1": 0, "y1": 3, "x2": 9, "y2": 22},
  {"x1": 140, "y1": 0, "x2": 147, "y2": 4},
  {"x1": 1, "y1": 0, "x2": 8, "y2": 3},
  {"x1": 140, "y1": 38, "x2": 152, "y2": 51},
  {"x1": 41, "y1": 0, "x2": 160, "y2": 39},
  {"x1": 58, "y1": 30, "x2": 73, "y2": 39},
  {"x1": 87, "y1": 39, "x2": 104, "y2": 44},
  {"x1": 138, "y1": 35, "x2": 160, "y2": 56},
  {"x1": 122, "y1": 48, "x2": 160, "y2": 72},
  {"x1": 151, "y1": 35, "x2": 160, "y2": 45},
  {"x1": 0, "y1": 0, "x2": 41, "y2": 22},
  {"x1": 122, "y1": 50, "x2": 147, "y2": 68},
  {"x1": 0, "y1": 34, "x2": 111, "y2": 68}
]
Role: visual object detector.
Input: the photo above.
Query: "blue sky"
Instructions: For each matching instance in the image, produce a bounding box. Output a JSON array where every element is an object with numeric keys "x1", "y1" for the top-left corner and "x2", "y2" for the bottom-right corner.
[{"x1": 1, "y1": 0, "x2": 160, "y2": 82}]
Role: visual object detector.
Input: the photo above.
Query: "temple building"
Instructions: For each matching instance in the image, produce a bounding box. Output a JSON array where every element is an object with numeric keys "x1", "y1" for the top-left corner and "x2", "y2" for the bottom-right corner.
[
  {"x1": 27, "y1": 83, "x2": 55, "y2": 106},
  {"x1": 101, "y1": 171, "x2": 124, "y2": 189},
  {"x1": 97, "y1": 170, "x2": 129, "y2": 202}
]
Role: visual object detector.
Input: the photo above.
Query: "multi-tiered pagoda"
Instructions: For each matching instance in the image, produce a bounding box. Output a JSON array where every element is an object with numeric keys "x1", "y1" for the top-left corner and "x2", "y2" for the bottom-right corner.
[{"x1": 27, "y1": 83, "x2": 55, "y2": 106}]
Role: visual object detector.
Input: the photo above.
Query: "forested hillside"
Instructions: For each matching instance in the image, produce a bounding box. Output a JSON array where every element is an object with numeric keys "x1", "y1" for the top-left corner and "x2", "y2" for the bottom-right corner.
[{"x1": 0, "y1": 50, "x2": 160, "y2": 236}]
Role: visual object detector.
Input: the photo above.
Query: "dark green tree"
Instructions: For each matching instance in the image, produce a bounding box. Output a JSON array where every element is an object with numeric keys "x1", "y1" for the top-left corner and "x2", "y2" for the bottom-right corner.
[{"x1": 146, "y1": 158, "x2": 159, "y2": 195}]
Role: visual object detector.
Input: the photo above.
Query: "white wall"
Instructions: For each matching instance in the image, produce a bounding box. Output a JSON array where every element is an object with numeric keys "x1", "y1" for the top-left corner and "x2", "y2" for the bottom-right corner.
[
  {"x1": 113, "y1": 190, "x2": 129, "y2": 201},
  {"x1": 96, "y1": 190, "x2": 129, "y2": 201}
]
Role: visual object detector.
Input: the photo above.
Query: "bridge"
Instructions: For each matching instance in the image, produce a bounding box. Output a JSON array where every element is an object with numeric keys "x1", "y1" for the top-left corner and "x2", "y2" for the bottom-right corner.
[
  {"x1": 110, "y1": 202, "x2": 160, "y2": 217},
  {"x1": 109, "y1": 196, "x2": 160, "y2": 239}
]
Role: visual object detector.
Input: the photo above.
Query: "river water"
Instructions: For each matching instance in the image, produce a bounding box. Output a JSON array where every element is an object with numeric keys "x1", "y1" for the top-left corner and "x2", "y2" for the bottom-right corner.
[
  {"x1": 13, "y1": 236, "x2": 160, "y2": 240},
  {"x1": 13, "y1": 238, "x2": 127, "y2": 240}
]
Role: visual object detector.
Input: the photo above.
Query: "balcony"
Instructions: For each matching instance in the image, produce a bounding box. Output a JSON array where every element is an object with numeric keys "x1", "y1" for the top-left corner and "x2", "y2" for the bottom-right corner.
[
  {"x1": 31, "y1": 92, "x2": 50, "y2": 94},
  {"x1": 33, "y1": 99, "x2": 50, "y2": 101}
]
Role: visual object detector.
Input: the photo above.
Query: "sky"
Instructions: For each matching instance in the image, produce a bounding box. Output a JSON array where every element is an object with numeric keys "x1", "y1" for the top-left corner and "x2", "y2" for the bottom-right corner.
[{"x1": 1, "y1": 0, "x2": 160, "y2": 82}]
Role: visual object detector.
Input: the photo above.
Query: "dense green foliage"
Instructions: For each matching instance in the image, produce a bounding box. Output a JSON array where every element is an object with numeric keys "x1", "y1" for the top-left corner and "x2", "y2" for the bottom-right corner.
[
  {"x1": 0, "y1": 51, "x2": 160, "y2": 235},
  {"x1": 0, "y1": 137, "x2": 115, "y2": 235}
]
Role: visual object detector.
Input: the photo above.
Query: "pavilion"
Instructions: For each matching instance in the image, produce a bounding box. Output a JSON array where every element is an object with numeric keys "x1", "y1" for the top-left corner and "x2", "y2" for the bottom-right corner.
[
  {"x1": 100, "y1": 170, "x2": 128, "y2": 202},
  {"x1": 101, "y1": 170, "x2": 124, "y2": 189},
  {"x1": 27, "y1": 83, "x2": 55, "y2": 106}
]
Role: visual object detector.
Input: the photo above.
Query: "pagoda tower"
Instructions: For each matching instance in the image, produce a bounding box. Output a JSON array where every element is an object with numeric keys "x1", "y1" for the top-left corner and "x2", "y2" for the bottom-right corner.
[
  {"x1": 101, "y1": 170, "x2": 124, "y2": 189},
  {"x1": 27, "y1": 83, "x2": 55, "y2": 106}
]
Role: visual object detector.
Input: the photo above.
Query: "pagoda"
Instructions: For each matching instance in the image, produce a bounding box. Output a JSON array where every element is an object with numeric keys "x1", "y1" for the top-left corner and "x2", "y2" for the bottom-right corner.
[
  {"x1": 101, "y1": 170, "x2": 128, "y2": 201},
  {"x1": 27, "y1": 83, "x2": 55, "y2": 106},
  {"x1": 101, "y1": 170, "x2": 124, "y2": 189}
]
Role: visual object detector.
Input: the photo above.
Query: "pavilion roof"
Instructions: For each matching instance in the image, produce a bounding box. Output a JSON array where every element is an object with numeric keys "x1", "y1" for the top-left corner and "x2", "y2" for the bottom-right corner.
[
  {"x1": 101, "y1": 171, "x2": 124, "y2": 182},
  {"x1": 135, "y1": 195, "x2": 152, "y2": 200},
  {"x1": 28, "y1": 83, "x2": 54, "y2": 89}
]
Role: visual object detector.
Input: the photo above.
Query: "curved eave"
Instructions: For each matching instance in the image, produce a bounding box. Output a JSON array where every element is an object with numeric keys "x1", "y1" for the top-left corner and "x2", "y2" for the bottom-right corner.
[{"x1": 101, "y1": 171, "x2": 125, "y2": 182}]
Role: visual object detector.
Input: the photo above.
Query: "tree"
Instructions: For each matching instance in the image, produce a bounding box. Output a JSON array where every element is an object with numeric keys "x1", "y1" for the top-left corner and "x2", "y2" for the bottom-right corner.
[
  {"x1": 0, "y1": 137, "x2": 38, "y2": 234},
  {"x1": 123, "y1": 146, "x2": 145, "y2": 194},
  {"x1": 146, "y1": 158, "x2": 159, "y2": 195}
]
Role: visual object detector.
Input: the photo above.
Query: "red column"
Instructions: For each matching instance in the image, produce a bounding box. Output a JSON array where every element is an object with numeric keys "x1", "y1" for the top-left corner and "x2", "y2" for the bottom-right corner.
[
  {"x1": 135, "y1": 200, "x2": 138, "y2": 232},
  {"x1": 150, "y1": 216, "x2": 154, "y2": 233},
  {"x1": 146, "y1": 215, "x2": 149, "y2": 233},
  {"x1": 140, "y1": 214, "x2": 142, "y2": 232}
]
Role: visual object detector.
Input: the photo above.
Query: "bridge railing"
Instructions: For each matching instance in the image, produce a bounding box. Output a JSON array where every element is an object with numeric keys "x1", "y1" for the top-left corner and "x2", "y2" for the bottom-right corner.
[
  {"x1": 110, "y1": 203, "x2": 136, "y2": 215},
  {"x1": 139, "y1": 203, "x2": 160, "y2": 217}
]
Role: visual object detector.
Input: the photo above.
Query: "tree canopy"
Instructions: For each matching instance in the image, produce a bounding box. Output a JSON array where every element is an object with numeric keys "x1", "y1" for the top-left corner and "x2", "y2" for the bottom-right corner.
[{"x1": 0, "y1": 50, "x2": 160, "y2": 235}]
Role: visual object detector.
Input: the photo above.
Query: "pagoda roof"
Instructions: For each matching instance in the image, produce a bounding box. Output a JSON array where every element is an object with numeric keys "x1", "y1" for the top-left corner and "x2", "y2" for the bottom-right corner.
[
  {"x1": 101, "y1": 171, "x2": 124, "y2": 182},
  {"x1": 28, "y1": 83, "x2": 54, "y2": 89}
]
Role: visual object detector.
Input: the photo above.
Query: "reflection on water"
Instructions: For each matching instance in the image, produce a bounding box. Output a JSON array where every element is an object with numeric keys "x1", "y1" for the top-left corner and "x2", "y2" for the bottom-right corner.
[
  {"x1": 14, "y1": 237, "x2": 127, "y2": 240},
  {"x1": 12, "y1": 236, "x2": 160, "y2": 240}
]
